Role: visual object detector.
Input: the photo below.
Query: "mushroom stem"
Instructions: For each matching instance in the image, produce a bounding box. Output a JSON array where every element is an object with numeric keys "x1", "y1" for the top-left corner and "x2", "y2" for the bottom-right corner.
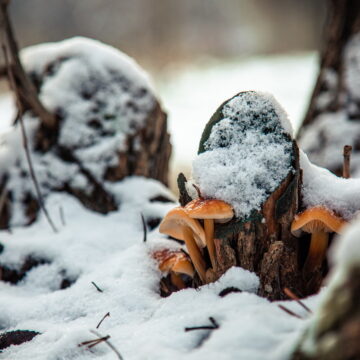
[
  {"x1": 183, "y1": 227, "x2": 206, "y2": 283},
  {"x1": 170, "y1": 273, "x2": 186, "y2": 290},
  {"x1": 204, "y1": 219, "x2": 216, "y2": 270},
  {"x1": 304, "y1": 231, "x2": 329, "y2": 272}
]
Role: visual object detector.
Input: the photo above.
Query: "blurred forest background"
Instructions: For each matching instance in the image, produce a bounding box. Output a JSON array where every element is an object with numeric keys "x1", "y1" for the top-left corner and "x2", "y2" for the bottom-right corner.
[
  {"x1": 1, "y1": 0, "x2": 328, "y2": 189},
  {"x1": 9, "y1": 0, "x2": 326, "y2": 69}
]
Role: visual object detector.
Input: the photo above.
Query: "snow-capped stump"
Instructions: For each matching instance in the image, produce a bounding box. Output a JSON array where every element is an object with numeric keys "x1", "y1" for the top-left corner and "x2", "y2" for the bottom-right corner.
[
  {"x1": 184, "y1": 91, "x2": 305, "y2": 299},
  {"x1": 0, "y1": 37, "x2": 171, "y2": 229},
  {"x1": 162, "y1": 92, "x2": 304, "y2": 298}
]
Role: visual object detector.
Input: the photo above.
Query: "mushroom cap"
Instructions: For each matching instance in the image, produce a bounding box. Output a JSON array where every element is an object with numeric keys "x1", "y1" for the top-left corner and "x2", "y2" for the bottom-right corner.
[
  {"x1": 291, "y1": 206, "x2": 347, "y2": 236},
  {"x1": 159, "y1": 207, "x2": 206, "y2": 247},
  {"x1": 153, "y1": 249, "x2": 195, "y2": 277},
  {"x1": 184, "y1": 198, "x2": 234, "y2": 222}
]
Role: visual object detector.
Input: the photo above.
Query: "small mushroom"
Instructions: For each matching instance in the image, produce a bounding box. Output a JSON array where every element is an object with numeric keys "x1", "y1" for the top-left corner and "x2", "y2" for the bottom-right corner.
[
  {"x1": 184, "y1": 198, "x2": 234, "y2": 270},
  {"x1": 153, "y1": 249, "x2": 195, "y2": 277},
  {"x1": 159, "y1": 207, "x2": 206, "y2": 282},
  {"x1": 153, "y1": 249, "x2": 195, "y2": 290},
  {"x1": 291, "y1": 206, "x2": 347, "y2": 271}
]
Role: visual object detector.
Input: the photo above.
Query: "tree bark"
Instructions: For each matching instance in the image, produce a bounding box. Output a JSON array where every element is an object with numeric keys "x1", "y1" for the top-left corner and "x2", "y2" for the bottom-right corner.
[
  {"x1": 293, "y1": 265, "x2": 360, "y2": 360},
  {"x1": 211, "y1": 142, "x2": 305, "y2": 300},
  {"x1": 301, "y1": 0, "x2": 360, "y2": 129}
]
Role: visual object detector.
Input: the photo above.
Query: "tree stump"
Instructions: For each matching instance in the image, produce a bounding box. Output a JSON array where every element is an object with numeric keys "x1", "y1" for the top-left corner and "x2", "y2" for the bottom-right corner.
[
  {"x1": 0, "y1": 37, "x2": 171, "y2": 229},
  {"x1": 299, "y1": 0, "x2": 360, "y2": 176},
  {"x1": 189, "y1": 91, "x2": 307, "y2": 300}
]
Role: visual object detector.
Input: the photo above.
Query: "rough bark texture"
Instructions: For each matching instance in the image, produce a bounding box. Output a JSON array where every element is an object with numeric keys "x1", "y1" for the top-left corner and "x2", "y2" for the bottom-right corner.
[
  {"x1": 293, "y1": 266, "x2": 360, "y2": 360},
  {"x1": 212, "y1": 142, "x2": 305, "y2": 300},
  {"x1": 301, "y1": 0, "x2": 360, "y2": 129},
  {"x1": 298, "y1": 0, "x2": 360, "y2": 176}
]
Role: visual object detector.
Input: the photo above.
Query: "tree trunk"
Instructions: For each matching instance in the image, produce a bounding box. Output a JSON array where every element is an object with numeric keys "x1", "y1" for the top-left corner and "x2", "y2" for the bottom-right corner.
[{"x1": 298, "y1": 0, "x2": 360, "y2": 176}]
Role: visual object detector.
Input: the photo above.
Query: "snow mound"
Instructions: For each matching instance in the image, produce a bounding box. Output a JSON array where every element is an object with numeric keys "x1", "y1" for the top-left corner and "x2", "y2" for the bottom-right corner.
[
  {"x1": 0, "y1": 37, "x2": 163, "y2": 227},
  {"x1": 193, "y1": 91, "x2": 295, "y2": 218},
  {"x1": 300, "y1": 150, "x2": 360, "y2": 220}
]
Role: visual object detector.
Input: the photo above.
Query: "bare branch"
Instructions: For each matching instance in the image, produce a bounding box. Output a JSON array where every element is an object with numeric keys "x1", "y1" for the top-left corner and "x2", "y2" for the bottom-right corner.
[
  {"x1": 1, "y1": 43, "x2": 58, "y2": 233},
  {"x1": 0, "y1": 1, "x2": 56, "y2": 128}
]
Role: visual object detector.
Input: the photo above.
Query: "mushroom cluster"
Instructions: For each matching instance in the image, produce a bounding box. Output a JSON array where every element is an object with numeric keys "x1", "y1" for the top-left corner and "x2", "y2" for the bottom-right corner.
[{"x1": 159, "y1": 198, "x2": 234, "y2": 284}]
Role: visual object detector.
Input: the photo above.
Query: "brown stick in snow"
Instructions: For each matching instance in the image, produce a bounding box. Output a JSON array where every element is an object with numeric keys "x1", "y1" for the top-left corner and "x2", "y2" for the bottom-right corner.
[
  {"x1": 343, "y1": 145, "x2": 352, "y2": 178},
  {"x1": 1, "y1": 43, "x2": 58, "y2": 233}
]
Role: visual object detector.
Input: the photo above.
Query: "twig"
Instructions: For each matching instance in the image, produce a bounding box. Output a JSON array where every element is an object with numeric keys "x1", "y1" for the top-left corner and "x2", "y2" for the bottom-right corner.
[
  {"x1": 185, "y1": 317, "x2": 219, "y2": 332},
  {"x1": 0, "y1": 182, "x2": 8, "y2": 218},
  {"x1": 283, "y1": 287, "x2": 312, "y2": 314},
  {"x1": 343, "y1": 145, "x2": 352, "y2": 178},
  {"x1": 278, "y1": 304, "x2": 303, "y2": 319},
  {"x1": 91, "y1": 281, "x2": 103, "y2": 293},
  {"x1": 218, "y1": 287, "x2": 242, "y2": 297},
  {"x1": 90, "y1": 330, "x2": 124, "y2": 360},
  {"x1": 96, "y1": 312, "x2": 110, "y2": 329},
  {"x1": 59, "y1": 206, "x2": 66, "y2": 226},
  {"x1": 192, "y1": 184, "x2": 202, "y2": 198},
  {"x1": 1, "y1": 43, "x2": 58, "y2": 233},
  {"x1": 140, "y1": 213, "x2": 147, "y2": 242},
  {"x1": 0, "y1": 1, "x2": 56, "y2": 128},
  {"x1": 79, "y1": 335, "x2": 110, "y2": 349}
]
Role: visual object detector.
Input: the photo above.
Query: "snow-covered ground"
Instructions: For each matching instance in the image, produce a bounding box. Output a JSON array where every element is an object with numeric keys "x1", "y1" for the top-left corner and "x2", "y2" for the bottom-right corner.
[
  {"x1": 0, "y1": 52, "x2": 325, "y2": 359},
  {"x1": 0, "y1": 180, "x2": 320, "y2": 360}
]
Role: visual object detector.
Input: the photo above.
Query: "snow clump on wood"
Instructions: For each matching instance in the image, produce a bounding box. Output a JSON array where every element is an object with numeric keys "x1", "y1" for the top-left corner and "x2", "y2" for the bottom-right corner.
[{"x1": 192, "y1": 91, "x2": 295, "y2": 218}]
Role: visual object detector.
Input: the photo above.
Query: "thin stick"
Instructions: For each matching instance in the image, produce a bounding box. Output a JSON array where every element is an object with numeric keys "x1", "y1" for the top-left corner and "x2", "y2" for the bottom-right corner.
[
  {"x1": 0, "y1": 183, "x2": 8, "y2": 218},
  {"x1": 192, "y1": 184, "x2": 202, "y2": 198},
  {"x1": 90, "y1": 330, "x2": 124, "y2": 360},
  {"x1": 278, "y1": 304, "x2": 303, "y2": 319},
  {"x1": 1, "y1": 43, "x2": 58, "y2": 233},
  {"x1": 185, "y1": 317, "x2": 219, "y2": 332},
  {"x1": 79, "y1": 335, "x2": 110, "y2": 348},
  {"x1": 343, "y1": 145, "x2": 352, "y2": 178},
  {"x1": 140, "y1": 213, "x2": 147, "y2": 242},
  {"x1": 91, "y1": 281, "x2": 103, "y2": 293},
  {"x1": 96, "y1": 312, "x2": 110, "y2": 329},
  {"x1": 283, "y1": 288, "x2": 312, "y2": 314},
  {"x1": 59, "y1": 206, "x2": 66, "y2": 226}
]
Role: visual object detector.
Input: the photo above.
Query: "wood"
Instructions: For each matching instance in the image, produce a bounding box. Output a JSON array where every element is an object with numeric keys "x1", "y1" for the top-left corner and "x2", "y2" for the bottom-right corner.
[
  {"x1": 211, "y1": 143, "x2": 304, "y2": 300},
  {"x1": 0, "y1": 0, "x2": 57, "y2": 129},
  {"x1": 293, "y1": 266, "x2": 360, "y2": 360},
  {"x1": 300, "y1": 0, "x2": 360, "y2": 130},
  {"x1": 0, "y1": 16, "x2": 171, "y2": 229},
  {"x1": 342, "y1": 144, "x2": 352, "y2": 178}
]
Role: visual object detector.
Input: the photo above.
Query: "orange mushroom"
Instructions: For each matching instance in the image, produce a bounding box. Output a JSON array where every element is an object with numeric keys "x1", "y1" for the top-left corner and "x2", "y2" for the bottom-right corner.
[
  {"x1": 159, "y1": 207, "x2": 206, "y2": 282},
  {"x1": 184, "y1": 198, "x2": 233, "y2": 270},
  {"x1": 291, "y1": 206, "x2": 347, "y2": 271},
  {"x1": 153, "y1": 249, "x2": 195, "y2": 290}
]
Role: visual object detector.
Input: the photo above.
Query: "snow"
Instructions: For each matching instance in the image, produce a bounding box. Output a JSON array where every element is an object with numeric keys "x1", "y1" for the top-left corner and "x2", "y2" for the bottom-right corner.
[
  {"x1": 192, "y1": 92, "x2": 294, "y2": 218},
  {"x1": 0, "y1": 37, "x2": 159, "y2": 227},
  {"x1": 0, "y1": 50, "x2": 322, "y2": 359},
  {"x1": 0, "y1": 177, "x2": 318, "y2": 360},
  {"x1": 300, "y1": 150, "x2": 360, "y2": 220},
  {"x1": 300, "y1": 33, "x2": 360, "y2": 175}
]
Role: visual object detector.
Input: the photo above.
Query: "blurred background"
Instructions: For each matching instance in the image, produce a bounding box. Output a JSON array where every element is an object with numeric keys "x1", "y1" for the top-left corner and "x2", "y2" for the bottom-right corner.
[{"x1": 2, "y1": 0, "x2": 327, "y2": 190}]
